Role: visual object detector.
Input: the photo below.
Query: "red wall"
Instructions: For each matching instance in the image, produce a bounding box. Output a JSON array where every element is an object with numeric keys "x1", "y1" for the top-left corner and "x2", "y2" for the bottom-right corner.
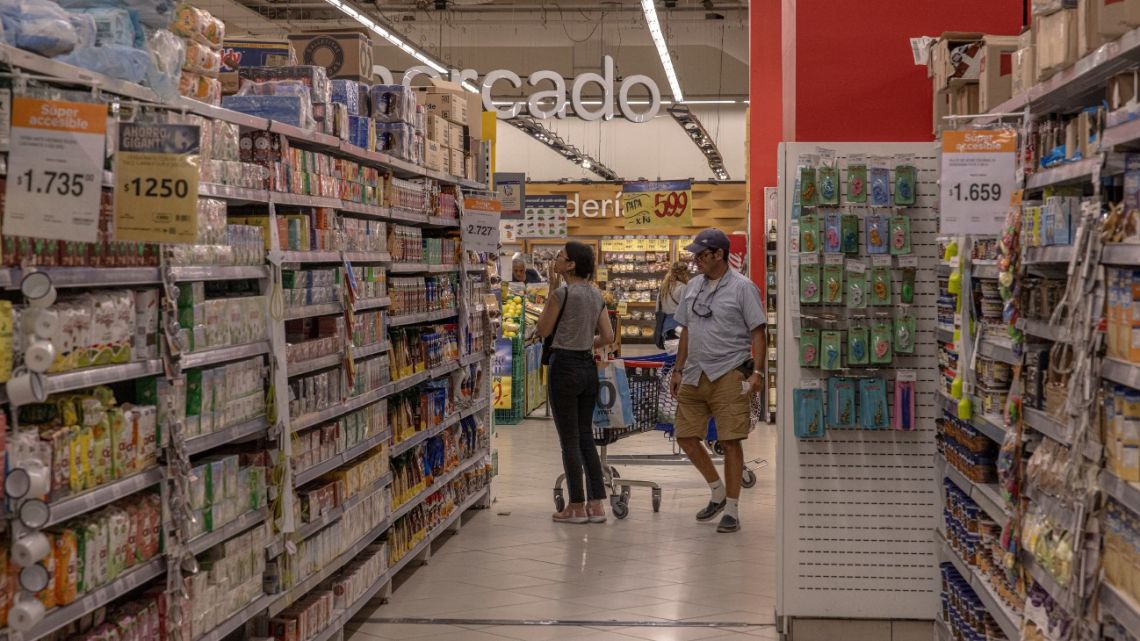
[{"x1": 747, "y1": 0, "x2": 782, "y2": 287}]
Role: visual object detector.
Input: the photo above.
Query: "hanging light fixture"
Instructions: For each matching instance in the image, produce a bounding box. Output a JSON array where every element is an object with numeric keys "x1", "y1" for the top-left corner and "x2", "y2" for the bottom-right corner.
[{"x1": 640, "y1": 0, "x2": 684, "y2": 102}]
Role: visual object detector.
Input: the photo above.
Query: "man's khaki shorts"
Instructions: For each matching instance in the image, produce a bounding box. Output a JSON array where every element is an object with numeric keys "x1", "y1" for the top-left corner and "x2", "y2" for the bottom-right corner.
[{"x1": 675, "y1": 371, "x2": 751, "y2": 441}]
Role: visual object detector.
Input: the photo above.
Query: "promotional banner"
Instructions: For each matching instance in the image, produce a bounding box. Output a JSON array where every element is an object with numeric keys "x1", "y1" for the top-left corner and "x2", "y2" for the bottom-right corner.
[
  {"x1": 940, "y1": 130, "x2": 1016, "y2": 234},
  {"x1": 114, "y1": 122, "x2": 201, "y2": 243},
  {"x1": 621, "y1": 179, "x2": 693, "y2": 229},
  {"x1": 521, "y1": 195, "x2": 568, "y2": 238},
  {"x1": 4, "y1": 97, "x2": 107, "y2": 243},
  {"x1": 494, "y1": 172, "x2": 525, "y2": 219},
  {"x1": 492, "y1": 338, "x2": 514, "y2": 410}
]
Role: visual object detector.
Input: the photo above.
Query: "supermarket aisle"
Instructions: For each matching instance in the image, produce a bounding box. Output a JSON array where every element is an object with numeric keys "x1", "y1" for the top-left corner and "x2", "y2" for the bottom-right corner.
[{"x1": 347, "y1": 417, "x2": 778, "y2": 641}]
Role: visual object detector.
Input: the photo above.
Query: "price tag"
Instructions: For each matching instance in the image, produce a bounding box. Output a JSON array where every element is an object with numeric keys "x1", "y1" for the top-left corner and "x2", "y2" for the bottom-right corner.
[
  {"x1": 799, "y1": 378, "x2": 822, "y2": 390},
  {"x1": 872, "y1": 255, "x2": 893, "y2": 267},
  {"x1": 114, "y1": 122, "x2": 201, "y2": 242},
  {"x1": 621, "y1": 179, "x2": 693, "y2": 229},
  {"x1": 617, "y1": 302, "x2": 628, "y2": 314},
  {"x1": 896, "y1": 369, "x2": 918, "y2": 382},
  {"x1": 800, "y1": 252, "x2": 819, "y2": 265},
  {"x1": 596, "y1": 266, "x2": 608, "y2": 282},
  {"x1": 940, "y1": 130, "x2": 1017, "y2": 234},
  {"x1": 846, "y1": 259, "x2": 867, "y2": 274},
  {"x1": 462, "y1": 208, "x2": 501, "y2": 253},
  {"x1": 898, "y1": 256, "x2": 919, "y2": 268},
  {"x1": 824, "y1": 253, "x2": 845, "y2": 265},
  {"x1": 4, "y1": 96, "x2": 106, "y2": 242}
]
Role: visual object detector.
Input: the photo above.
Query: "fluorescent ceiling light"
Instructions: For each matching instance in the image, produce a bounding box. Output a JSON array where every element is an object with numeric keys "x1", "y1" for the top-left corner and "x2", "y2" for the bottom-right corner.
[
  {"x1": 320, "y1": 0, "x2": 453, "y2": 77},
  {"x1": 640, "y1": 0, "x2": 683, "y2": 102}
]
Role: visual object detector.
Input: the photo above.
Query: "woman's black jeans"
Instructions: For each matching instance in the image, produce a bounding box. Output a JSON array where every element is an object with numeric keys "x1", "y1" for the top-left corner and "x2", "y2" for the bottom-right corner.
[{"x1": 548, "y1": 349, "x2": 606, "y2": 504}]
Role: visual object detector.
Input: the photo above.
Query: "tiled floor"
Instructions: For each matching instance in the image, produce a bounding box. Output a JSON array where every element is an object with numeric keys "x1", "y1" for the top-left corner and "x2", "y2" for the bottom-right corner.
[{"x1": 348, "y1": 412, "x2": 778, "y2": 641}]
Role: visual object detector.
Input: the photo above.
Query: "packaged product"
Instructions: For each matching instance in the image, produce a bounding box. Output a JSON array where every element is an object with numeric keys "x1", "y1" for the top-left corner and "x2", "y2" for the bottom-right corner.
[
  {"x1": 183, "y1": 40, "x2": 222, "y2": 76},
  {"x1": 3, "y1": 1, "x2": 79, "y2": 57},
  {"x1": 170, "y1": 4, "x2": 224, "y2": 48},
  {"x1": 180, "y1": 70, "x2": 222, "y2": 105},
  {"x1": 57, "y1": 43, "x2": 154, "y2": 85},
  {"x1": 68, "y1": 12, "x2": 96, "y2": 49},
  {"x1": 37, "y1": 534, "x2": 57, "y2": 609},
  {"x1": 53, "y1": 528, "x2": 80, "y2": 605},
  {"x1": 107, "y1": 507, "x2": 129, "y2": 579},
  {"x1": 75, "y1": 7, "x2": 138, "y2": 47}
]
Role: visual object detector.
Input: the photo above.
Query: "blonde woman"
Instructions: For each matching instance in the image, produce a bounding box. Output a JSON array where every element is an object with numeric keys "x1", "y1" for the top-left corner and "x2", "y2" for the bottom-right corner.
[{"x1": 654, "y1": 262, "x2": 690, "y2": 348}]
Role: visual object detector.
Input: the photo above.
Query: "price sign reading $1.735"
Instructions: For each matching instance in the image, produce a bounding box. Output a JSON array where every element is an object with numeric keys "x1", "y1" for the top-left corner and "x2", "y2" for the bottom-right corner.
[
  {"x1": 114, "y1": 122, "x2": 201, "y2": 243},
  {"x1": 940, "y1": 129, "x2": 1017, "y2": 235},
  {"x1": 462, "y1": 197, "x2": 502, "y2": 254},
  {"x1": 4, "y1": 97, "x2": 107, "y2": 243}
]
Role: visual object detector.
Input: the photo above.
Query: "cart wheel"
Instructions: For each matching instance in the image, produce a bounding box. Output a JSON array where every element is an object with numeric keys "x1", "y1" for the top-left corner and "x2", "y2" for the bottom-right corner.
[
  {"x1": 712, "y1": 441, "x2": 725, "y2": 456},
  {"x1": 553, "y1": 488, "x2": 565, "y2": 512},
  {"x1": 742, "y1": 469, "x2": 757, "y2": 489},
  {"x1": 611, "y1": 496, "x2": 630, "y2": 519},
  {"x1": 651, "y1": 488, "x2": 662, "y2": 512}
]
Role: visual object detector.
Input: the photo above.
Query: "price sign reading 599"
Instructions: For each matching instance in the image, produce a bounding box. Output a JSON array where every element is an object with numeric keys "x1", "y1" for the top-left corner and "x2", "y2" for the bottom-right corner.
[
  {"x1": 948, "y1": 182, "x2": 1003, "y2": 202},
  {"x1": 653, "y1": 191, "x2": 689, "y2": 218}
]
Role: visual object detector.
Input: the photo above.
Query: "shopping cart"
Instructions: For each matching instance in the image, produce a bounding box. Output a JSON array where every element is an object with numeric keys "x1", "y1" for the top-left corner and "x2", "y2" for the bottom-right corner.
[{"x1": 552, "y1": 359, "x2": 666, "y2": 519}]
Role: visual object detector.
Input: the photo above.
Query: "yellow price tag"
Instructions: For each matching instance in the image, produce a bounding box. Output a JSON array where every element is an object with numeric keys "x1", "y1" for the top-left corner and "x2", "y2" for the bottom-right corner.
[{"x1": 114, "y1": 123, "x2": 201, "y2": 242}]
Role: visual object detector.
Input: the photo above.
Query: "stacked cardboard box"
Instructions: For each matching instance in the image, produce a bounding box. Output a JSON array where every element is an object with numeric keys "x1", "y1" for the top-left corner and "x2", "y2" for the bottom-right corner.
[{"x1": 414, "y1": 79, "x2": 472, "y2": 178}]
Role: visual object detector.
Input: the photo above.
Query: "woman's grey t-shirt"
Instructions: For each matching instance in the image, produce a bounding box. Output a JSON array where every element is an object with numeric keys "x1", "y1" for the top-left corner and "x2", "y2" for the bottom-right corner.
[{"x1": 551, "y1": 283, "x2": 606, "y2": 350}]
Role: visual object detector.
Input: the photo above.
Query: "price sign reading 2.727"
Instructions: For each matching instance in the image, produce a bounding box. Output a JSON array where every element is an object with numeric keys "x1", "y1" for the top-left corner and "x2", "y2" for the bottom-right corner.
[
  {"x1": 940, "y1": 129, "x2": 1017, "y2": 235},
  {"x1": 462, "y1": 197, "x2": 502, "y2": 253},
  {"x1": 114, "y1": 122, "x2": 201, "y2": 243},
  {"x1": 4, "y1": 97, "x2": 107, "y2": 243}
]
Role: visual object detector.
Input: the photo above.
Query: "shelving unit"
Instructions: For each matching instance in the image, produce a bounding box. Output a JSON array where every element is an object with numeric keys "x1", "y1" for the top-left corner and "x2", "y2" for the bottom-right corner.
[{"x1": 0, "y1": 41, "x2": 496, "y2": 641}]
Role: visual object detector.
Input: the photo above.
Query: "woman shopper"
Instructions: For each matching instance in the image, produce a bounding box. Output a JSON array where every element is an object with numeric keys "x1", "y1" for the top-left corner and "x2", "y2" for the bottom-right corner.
[
  {"x1": 654, "y1": 262, "x2": 690, "y2": 347},
  {"x1": 536, "y1": 241, "x2": 615, "y2": 524}
]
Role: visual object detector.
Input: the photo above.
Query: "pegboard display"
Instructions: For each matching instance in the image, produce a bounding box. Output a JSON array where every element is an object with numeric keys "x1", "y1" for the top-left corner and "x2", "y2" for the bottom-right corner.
[{"x1": 776, "y1": 143, "x2": 940, "y2": 623}]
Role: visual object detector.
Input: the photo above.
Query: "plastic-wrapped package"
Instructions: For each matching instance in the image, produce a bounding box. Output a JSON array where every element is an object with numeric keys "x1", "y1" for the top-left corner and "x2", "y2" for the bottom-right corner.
[
  {"x1": 357, "y1": 82, "x2": 371, "y2": 117},
  {"x1": 57, "y1": 0, "x2": 174, "y2": 28},
  {"x1": 238, "y1": 65, "x2": 330, "y2": 103},
  {"x1": 222, "y1": 95, "x2": 313, "y2": 131},
  {"x1": 169, "y1": 4, "x2": 223, "y2": 48},
  {"x1": 370, "y1": 85, "x2": 415, "y2": 124},
  {"x1": 147, "y1": 28, "x2": 184, "y2": 102},
  {"x1": 68, "y1": 12, "x2": 96, "y2": 48},
  {"x1": 180, "y1": 70, "x2": 221, "y2": 105},
  {"x1": 237, "y1": 79, "x2": 312, "y2": 100},
  {"x1": 348, "y1": 115, "x2": 374, "y2": 151},
  {"x1": 57, "y1": 44, "x2": 153, "y2": 84},
  {"x1": 183, "y1": 40, "x2": 220, "y2": 75},
  {"x1": 10, "y1": 1, "x2": 78, "y2": 57},
  {"x1": 376, "y1": 122, "x2": 414, "y2": 160},
  {"x1": 330, "y1": 79, "x2": 361, "y2": 115},
  {"x1": 74, "y1": 7, "x2": 134, "y2": 47}
]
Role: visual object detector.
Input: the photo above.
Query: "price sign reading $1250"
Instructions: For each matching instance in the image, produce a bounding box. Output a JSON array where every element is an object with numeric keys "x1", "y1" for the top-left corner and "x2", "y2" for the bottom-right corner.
[{"x1": 114, "y1": 122, "x2": 201, "y2": 243}]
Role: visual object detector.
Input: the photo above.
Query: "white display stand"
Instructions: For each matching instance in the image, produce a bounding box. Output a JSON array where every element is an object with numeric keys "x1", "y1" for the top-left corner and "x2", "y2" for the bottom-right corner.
[{"x1": 775, "y1": 143, "x2": 941, "y2": 636}]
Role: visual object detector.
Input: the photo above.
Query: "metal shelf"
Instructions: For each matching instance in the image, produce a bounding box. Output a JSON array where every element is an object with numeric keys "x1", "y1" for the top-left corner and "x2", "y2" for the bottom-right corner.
[
  {"x1": 1102, "y1": 582, "x2": 1140, "y2": 639},
  {"x1": 294, "y1": 429, "x2": 391, "y2": 487},
  {"x1": 288, "y1": 352, "x2": 343, "y2": 378},
  {"x1": 936, "y1": 533, "x2": 1021, "y2": 641},
  {"x1": 390, "y1": 400, "x2": 490, "y2": 458},
  {"x1": 338, "y1": 202, "x2": 389, "y2": 219},
  {"x1": 390, "y1": 453, "x2": 487, "y2": 522},
  {"x1": 353, "y1": 342, "x2": 391, "y2": 360},
  {"x1": 1023, "y1": 407, "x2": 1072, "y2": 445},
  {"x1": 182, "y1": 341, "x2": 270, "y2": 370},
  {"x1": 269, "y1": 472, "x2": 393, "y2": 559},
  {"x1": 284, "y1": 302, "x2": 343, "y2": 321},
  {"x1": 1103, "y1": 244, "x2": 1140, "y2": 266},
  {"x1": 15, "y1": 557, "x2": 165, "y2": 641},
  {"x1": 356, "y1": 297, "x2": 391, "y2": 311},
  {"x1": 388, "y1": 263, "x2": 460, "y2": 274},
  {"x1": 388, "y1": 308, "x2": 459, "y2": 327},
  {"x1": 972, "y1": 412, "x2": 1008, "y2": 444},
  {"x1": 42, "y1": 468, "x2": 164, "y2": 528},
  {"x1": 387, "y1": 208, "x2": 430, "y2": 224},
  {"x1": 1101, "y1": 469, "x2": 1140, "y2": 516},
  {"x1": 187, "y1": 507, "x2": 269, "y2": 556},
  {"x1": 1024, "y1": 245, "x2": 1075, "y2": 265},
  {"x1": 343, "y1": 252, "x2": 392, "y2": 263},
  {"x1": 1025, "y1": 155, "x2": 1118, "y2": 190},
  {"x1": 1104, "y1": 358, "x2": 1140, "y2": 389},
  {"x1": 199, "y1": 183, "x2": 270, "y2": 203},
  {"x1": 1015, "y1": 318, "x2": 1069, "y2": 343},
  {"x1": 15, "y1": 266, "x2": 160, "y2": 288},
  {"x1": 1022, "y1": 552, "x2": 1071, "y2": 608},
  {"x1": 460, "y1": 352, "x2": 489, "y2": 367},
  {"x1": 935, "y1": 617, "x2": 952, "y2": 641},
  {"x1": 943, "y1": 462, "x2": 1011, "y2": 528},
  {"x1": 194, "y1": 593, "x2": 277, "y2": 641},
  {"x1": 290, "y1": 363, "x2": 455, "y2": 432},
  {"x1": 280, "y1": 251, "x2": 343, "y2": 264},
  {"x1": 185, "y1": 417, "x2": 269, "y2": 456},
  {"x1": 978, "y1": 337, "x2": 1019, "y2": 365},
  {"x1": 388, "y1": 485, "x2": 488, "y2": 580},
  {"x1": 972, "y1": 263, "x2": 1000, "y2": 280},
  {"x1": 167, "y1": 265, "x2": 270, "y2": 282}
]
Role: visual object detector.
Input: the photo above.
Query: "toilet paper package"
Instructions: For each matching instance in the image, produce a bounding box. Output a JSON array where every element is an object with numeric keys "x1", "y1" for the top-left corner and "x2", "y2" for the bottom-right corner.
[
  {"x1": 58, "y1": 0, "x2": 176, "y2": 29},
  {"x1": 75, "y1": 7, "x2": 137, "y2": 47},
  {"x1": 331, "y1": 79, "x2": 361, "y2": 115},
  {"x1": 370, "y1": 84, "x2": 416, "y2": 124}
]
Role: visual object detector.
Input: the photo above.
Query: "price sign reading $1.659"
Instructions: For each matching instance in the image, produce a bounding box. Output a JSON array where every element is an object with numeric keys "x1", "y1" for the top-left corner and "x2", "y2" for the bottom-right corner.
[
  {"x1": 4, "y1": 97, "x2": 107, "y2": 243},
  {"x1": 114, "y1": 122, "x2": 201, "y2": 243},
  {"x1": 940, "y1": 129, "x2": 1017, "y2": 235}
]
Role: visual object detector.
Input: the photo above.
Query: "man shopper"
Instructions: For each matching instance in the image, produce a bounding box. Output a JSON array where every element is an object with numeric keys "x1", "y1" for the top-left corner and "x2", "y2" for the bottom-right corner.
[{"x1": 670, "y1": 229, "x2": 767, "y2": 533}]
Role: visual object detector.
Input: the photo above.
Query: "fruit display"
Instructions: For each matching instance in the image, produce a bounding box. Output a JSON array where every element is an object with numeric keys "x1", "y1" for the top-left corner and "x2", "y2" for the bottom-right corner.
[{"x1": 502, "y1": 295, "x2": 524, "y2": 339}]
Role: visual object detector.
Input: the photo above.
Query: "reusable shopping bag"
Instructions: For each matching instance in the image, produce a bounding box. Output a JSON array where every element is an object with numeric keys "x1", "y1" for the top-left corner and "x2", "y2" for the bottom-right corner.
[{"x1": 594, "y1": 359, "x2": 634, "y2": 429}]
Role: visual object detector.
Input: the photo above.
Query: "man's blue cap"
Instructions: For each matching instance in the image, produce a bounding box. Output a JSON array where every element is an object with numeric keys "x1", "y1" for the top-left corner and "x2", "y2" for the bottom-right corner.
[{"x1": 685, "y1": 228, "x2": 730, "y2": 254}]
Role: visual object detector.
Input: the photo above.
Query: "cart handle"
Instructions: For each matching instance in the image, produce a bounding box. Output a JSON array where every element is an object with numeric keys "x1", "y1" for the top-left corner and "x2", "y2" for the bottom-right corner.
[{"x1": 622, "y1": 360, "x2": 668, "y2": 369}]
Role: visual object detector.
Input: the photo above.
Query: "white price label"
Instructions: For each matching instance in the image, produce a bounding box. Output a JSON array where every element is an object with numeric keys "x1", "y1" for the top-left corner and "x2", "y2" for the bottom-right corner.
[
  {"x1": 4, "y1": 97, "x2": 106, "y2": 243},
  {"x1": 940, "y1": 130, "x2": 1017, "y2": 235},
  {"x1": 462, "y1": 208, "x2": 501, "y2": 253}
]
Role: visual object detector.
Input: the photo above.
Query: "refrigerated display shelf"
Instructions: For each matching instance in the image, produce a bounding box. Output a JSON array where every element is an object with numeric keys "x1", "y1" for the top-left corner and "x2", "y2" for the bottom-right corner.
[
  {"x1": 11, "y1": 557, "x2": 165, "y2": 641},
  {"x1": 268, "y1": 472, "x2": 394, "y2": 559},
  {"x1": 188, "y1": 507, "x2": 269, "y2": 556},
  {"x1": 285, "y1": 302, "x2": 344, "y2": 321},
  {"x1": 390, "y1": 399, "x2": 491, "y2": 458},
  {"x1": 294, "y1": 429, "x2": 392, "y2": 488},
  {"x1": 388, "y1": 308, "x2": 459, "y2": 327},
  {"x1": 943, "y1": 463, "x2": 1011, "y2": 528},
  {"x1": 390, "y1": 453, "x2": 488, "y2": 523},
  {"x1": 42, "y1": 467, "x2": 163, "y2": 528},
  {"x1": 936, "y1": 533, "x2": 1021, "y2": 641},
  {"x1": 182, "y1": 341, "x2": 270, "y2": 370},
  {"x1": 185, "y1": 417, "x2": 270, "y2": 456}
]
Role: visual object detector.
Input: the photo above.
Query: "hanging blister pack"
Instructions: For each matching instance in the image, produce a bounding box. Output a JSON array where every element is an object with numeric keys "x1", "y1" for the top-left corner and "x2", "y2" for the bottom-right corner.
[
  {"x1": 895, "y1": 313, "x2": 917, "y2": 354},
  {"x1": 870, "y1": 320, "x2": 894, "y2": 365},
  {"x1": 869, "y1": 264, "x2": 892, "y2": 306},
  {"x1": 847, "y1": 325, "x2": 869, "y2": 366},
  {"x1": 866, "y1": 214, "x2": 889, "y2": 254},
  {"x1": 846, "y1": 260, "x2": 868, "y2": 310},
  {"x1": 893, "y1": 373, "x2": 917, "y2": 431},
  {"x1": 794, "y1": 387, "x2": 826, "y2": 439},
  {"x1": 800, "y1": 162, "x2": 818, "y2": 208},
  {"x1": 821, "y1": 330, "x2": 843, "y2": 371},
  {"x1": 846, "y1": 154, "x2": 868, "y2": 204},
  {"x1": 823, "y1": 211, "x2": 842, "y2": 253},
  {"x1": 899, "y1": 257, "x2": 918, "y2": 304},
  {"x1": 799, "y1": 255, "x2": 821, "y2": 304},
  {"x1": 890, "y1": 215, "x2": 912, "y2": 255},
  {"x1": 859, "y1": 377, "x2": 889, "y2": 429},
  {"x1": 894, "y1": 154, "x2": 917, "y2": 207},
  {"x1": 841, "y1": 214, "x2": 860, "y2": 254},
  {"x1": 800, "y1": 214, "x2": 820, "y2": 253},
  {"x1": 823, "y1": 258, "x2": 845, "y2": 305},
  {"x1": 800, "y1": 327, "x2": 821, "y2": 368},
  {"x1": 869, "y1": 157, "x2": 892, "y2": 207},
  {"x1": 818, "y1": 150, "x2": 840, "y2": 206},
  {"x1": 828, "y1": 377, "x2": 857, "y2": 428}
]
